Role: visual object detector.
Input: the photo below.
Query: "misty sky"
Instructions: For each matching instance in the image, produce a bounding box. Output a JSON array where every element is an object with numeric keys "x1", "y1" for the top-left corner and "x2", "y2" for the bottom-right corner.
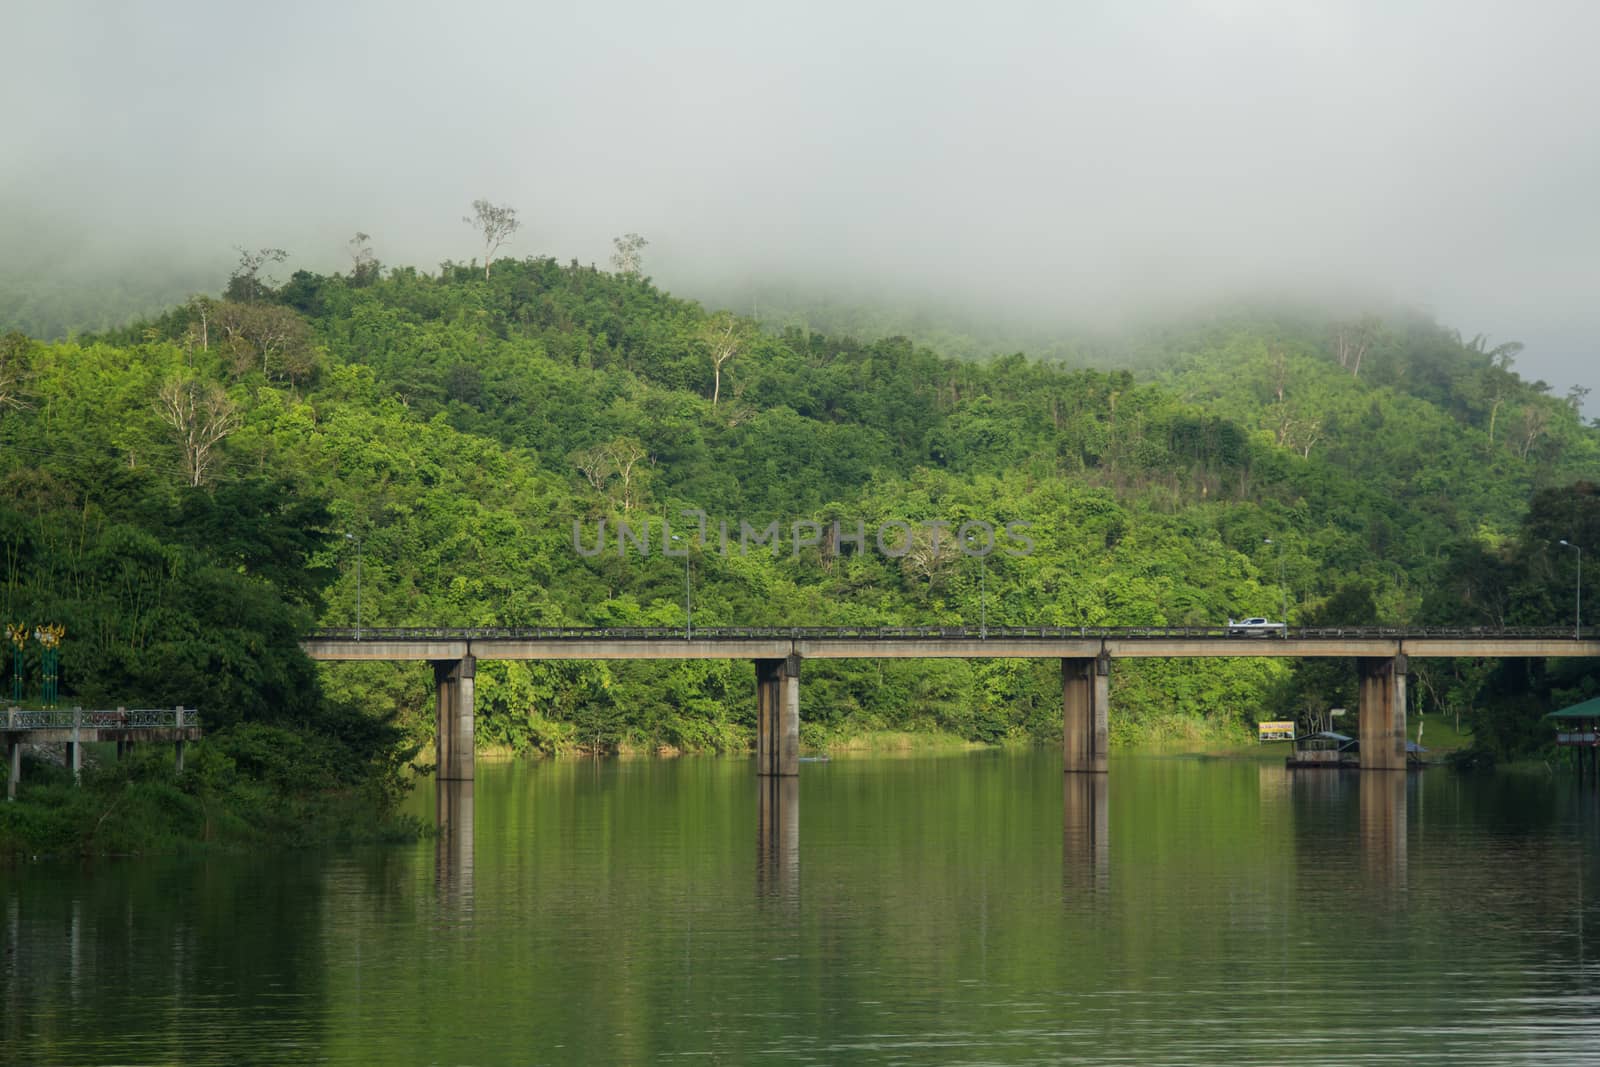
[{"x1": 4, "y1": 0, "x2": 1597, "y2": 397}]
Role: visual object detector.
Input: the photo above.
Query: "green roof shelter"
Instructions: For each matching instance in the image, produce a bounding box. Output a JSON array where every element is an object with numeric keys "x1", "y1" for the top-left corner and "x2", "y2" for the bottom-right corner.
[{"x1": 1546, "y1": 696, "x2": 1600, "y2": 777}]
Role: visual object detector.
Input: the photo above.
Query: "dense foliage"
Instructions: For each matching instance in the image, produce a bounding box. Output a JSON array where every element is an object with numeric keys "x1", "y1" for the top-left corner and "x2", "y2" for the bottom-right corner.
[{"x1": 2, "y1": 253, "x2": 1596, "y2": 800}]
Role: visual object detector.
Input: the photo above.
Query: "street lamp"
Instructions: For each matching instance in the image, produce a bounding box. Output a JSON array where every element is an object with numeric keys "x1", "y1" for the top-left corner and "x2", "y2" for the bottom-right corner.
[
  {"x1": 1559, "y1": 540, "x2": 1582, "y2": 640},
  {"x1": 671, "y1": 534, "x2": 692, "y2": 640},
  {"x1": 1264, "y1": 537, "x2": 1287, "y2": 632},
  {"x1": 979, "y1": 553, "x2": 987, "y2": 639},
  {"x1": 345, "y1": 532, "x2": 363, "y2": 640},
  {"x1": 963, "y1": 531, "x2": 988, "y2": 639}
]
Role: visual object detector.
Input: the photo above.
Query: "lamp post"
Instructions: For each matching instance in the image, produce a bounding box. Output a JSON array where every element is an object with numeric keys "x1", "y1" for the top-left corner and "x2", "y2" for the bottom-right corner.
[
  {"x1": 964, "y1": 531, "x2": 988, "y2": 639},
  {"x1": 980, "y1": 552, "x2": 987, "y2": 639},
  {"x1": 1559, "y1": 540, "x2": 1582, "y2": 640},
  {"x1": 345, "y1": 532, "x2": 363, "y2": 640},
  {"x1": 671, "y1": 534, "x2": 692, "y2": 640},
  {"x1": 1264, "y1": 537, "x2": 1287, "y2": 633}
]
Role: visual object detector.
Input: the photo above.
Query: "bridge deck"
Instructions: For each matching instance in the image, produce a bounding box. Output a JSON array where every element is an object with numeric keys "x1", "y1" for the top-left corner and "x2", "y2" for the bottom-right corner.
[{"x1": 300, "y1": 627, "x2": 1600, "y2": 661}]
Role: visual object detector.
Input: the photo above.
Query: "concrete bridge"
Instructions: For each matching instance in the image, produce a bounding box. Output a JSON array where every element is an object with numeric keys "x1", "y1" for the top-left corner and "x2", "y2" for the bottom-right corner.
[{"x1": 300, "y1": 626, "x2": 1599, "y2": 781}]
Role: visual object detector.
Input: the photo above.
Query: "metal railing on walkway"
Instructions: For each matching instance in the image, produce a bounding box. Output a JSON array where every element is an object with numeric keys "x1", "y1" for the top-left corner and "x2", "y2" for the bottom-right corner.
[{"x1": 2, "y1": 707, "x2": 199, "y2": 731}]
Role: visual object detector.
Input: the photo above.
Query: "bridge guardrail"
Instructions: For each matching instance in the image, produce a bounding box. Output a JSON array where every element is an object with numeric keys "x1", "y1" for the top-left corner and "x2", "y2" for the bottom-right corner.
[
  {"x1": 304, "y1": 625, "x2": 1589, "y2": 642},
  {"x1": 2, "y1": 708, "x2": 200, "y2": 732}
]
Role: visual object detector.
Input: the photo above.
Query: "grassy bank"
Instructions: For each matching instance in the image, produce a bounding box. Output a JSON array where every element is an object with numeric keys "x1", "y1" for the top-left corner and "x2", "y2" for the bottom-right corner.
[{"x1": 818, "y1": 729, "x2": 994, "y2": 755}]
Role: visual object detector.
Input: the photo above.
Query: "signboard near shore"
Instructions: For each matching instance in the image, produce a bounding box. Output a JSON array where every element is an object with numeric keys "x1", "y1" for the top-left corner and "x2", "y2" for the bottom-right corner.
[{"x1": 1257, "y1": 721, "x2": 1296, "y2": 742}]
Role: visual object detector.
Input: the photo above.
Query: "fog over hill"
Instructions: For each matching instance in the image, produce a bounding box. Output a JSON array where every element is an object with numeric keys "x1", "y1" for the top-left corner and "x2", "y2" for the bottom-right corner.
[{"x1": 3, "y1": 0, "x2": 1596, "y2": 405}]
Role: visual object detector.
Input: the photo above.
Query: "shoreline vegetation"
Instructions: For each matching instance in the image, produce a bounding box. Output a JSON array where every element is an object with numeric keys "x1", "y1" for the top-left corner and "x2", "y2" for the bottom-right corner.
[
  {"x1": 1, "y1": 725, "x2": 423, "y2": 863},
  {"x1": 2, "y1": 253, "x2": 1595, "y2": 861},
  {"x1": 0, "y1": 712, "x2": 1510, "y2": 863}
]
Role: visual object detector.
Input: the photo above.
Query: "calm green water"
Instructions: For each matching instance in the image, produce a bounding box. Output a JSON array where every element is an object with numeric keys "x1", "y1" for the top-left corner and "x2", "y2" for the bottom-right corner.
[{"x1": 5, "y1": 751, "x2": 1600, "y2": 1065}]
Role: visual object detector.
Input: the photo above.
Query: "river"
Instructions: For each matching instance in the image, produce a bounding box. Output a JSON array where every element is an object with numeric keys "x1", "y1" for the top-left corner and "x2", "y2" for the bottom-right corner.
[{"x1": 4, "y1": 750, "x2": 1600, "y2": 1064}]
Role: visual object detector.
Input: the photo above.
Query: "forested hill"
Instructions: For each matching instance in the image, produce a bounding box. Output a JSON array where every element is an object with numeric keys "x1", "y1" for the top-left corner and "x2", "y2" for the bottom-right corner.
[{"x1": 2, "y1": 257, "x2": 1596, "y2": 758}]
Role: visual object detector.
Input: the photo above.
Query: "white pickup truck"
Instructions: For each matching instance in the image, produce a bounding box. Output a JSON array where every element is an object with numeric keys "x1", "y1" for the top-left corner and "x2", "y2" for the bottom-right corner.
[{"x1": 1227, "y1": 617, "x2": 1287, "y2": 636}]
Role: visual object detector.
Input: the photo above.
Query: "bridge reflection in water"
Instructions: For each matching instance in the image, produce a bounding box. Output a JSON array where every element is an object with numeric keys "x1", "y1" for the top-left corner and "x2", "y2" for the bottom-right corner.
[
  {"x1": 1063, "y1": 772, "x2": 1110, "y2": 895},
  {"x1": 424, "y1": 759, "x2": 1412, "y2": 905},
  {"x1": 427, "y1": 773, "x2": 803, "y2": 905},
  {"x1": 435, "y1": 779, "x2": 475, "y2": 909},
  {"x1": 1361, "y1": 770, "x2": 1408, "y2": 889},
  {"x1": 757, "y1": 775, "x2": 800, "y2": 905}
]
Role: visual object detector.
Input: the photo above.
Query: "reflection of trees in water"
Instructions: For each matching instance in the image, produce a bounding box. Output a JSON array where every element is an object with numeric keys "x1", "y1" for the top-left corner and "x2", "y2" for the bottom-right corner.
[
  {"x1": 7, "y1": 757, "x2": 1600, "y2": 1063},
  {"x1": 1282, "y1": 768, "x2": 1600, "y2": 963},
  {"x1": 0, "y1": 853, "x2": 332, "y2": 1064}
]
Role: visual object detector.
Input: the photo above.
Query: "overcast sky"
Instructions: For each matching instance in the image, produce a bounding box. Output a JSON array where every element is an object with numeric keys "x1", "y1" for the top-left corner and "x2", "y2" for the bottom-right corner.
[{"x1": 4, "y1": 0, "x2": 1597, "y2": 397}]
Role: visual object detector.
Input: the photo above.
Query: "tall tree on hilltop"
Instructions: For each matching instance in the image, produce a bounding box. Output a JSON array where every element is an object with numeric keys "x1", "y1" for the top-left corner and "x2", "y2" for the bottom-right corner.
[
  {"x1": 225, "y1": 246, "x2": 288, "y2": 303},
  {"x1": 610, "y1": 233, "x2": 648, "y2": 277},
  {"x1": 347, "y1": 231, "x2": 380, "y2": 286},
  {"x1": 1463, "y1": 336, "x2": 1522, "y2": 444},
  {"x1": 463, "y1": 199, "x2": 520, "y2": 279}
]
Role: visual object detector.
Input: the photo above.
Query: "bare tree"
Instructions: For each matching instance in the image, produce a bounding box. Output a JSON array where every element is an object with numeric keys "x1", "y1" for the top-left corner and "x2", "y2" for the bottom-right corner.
[
  {"x1": 697, "y1": 312, "x2": 753, "y2": 408},
  {"x1": 347, "y1": 231, "x2": 379, "y2": 285},
  {"x1": 157, "y1": 378, "x2": 240, "y2": 487},
  {"x1": 463, "y1": 199, "x2": 520, "y2": 278},
  {"x1": 571, "y1": 445, "x2": 612, "y2": 493},
  {"x1": 602, "y1": 437, "x2": 648, "y2": 511},
  {"x1": 1269, "y1": 404, "x2": 1294, "y2": 448},
  {"x1": 1296, "y1": 416, "x2": 1324, "y2": 458},
  {"x1": 1268, "y1": 346, "x2": 1288, "y2": 404},
  {"x1": 1333, "y1": 316, "x2": 1382, "y2": 378},
  {"x1": 900, "y1": 526, "x2": 960, "y2": 589},
  {"x1": 610, "y1": 232, "x2": 648, "y2": 276},
  {"x1": 1515, "y1": 403, "x2": 1550, "y2": 459},
  {"x1": 1267, "y1": 402, "x2": 1324, "y2": 458},
  {"x1": 225, "y1": 246, "x2": 288, "y2": 303},
  {"x1": 184, "y1": 296, "x2": 215, "y2": 352},
  {"x1": 572, "y1": 440, "x2": 651, "y2": 510}
]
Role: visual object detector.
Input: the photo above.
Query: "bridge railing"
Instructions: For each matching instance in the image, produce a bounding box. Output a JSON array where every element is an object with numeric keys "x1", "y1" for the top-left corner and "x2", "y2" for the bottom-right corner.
[
  {"x1": 2, "y1": 707, "x2": 200, "y2": 731},
  {"x1": 304, "y1": 625, "x2": 1588, "y2": 642}
]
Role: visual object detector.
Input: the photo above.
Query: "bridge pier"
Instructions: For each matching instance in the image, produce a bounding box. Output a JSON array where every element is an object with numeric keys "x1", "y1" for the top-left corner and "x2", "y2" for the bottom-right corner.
[
  {"x1": 1062, "y1": 654, "x2": 1110, "y2": 774},
  {"x1": 1358, "y1": 655, "x2": 1407, "y2": 771},
  {"x1": 6, "y1": 739, "x2": 18, "y2": 801},
  {"x1": 755, "y1": 655, "x2": 800, "y2": 776},
  {"x1": 434, "y1": 655, "x2": 477, "y2": 781}
]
